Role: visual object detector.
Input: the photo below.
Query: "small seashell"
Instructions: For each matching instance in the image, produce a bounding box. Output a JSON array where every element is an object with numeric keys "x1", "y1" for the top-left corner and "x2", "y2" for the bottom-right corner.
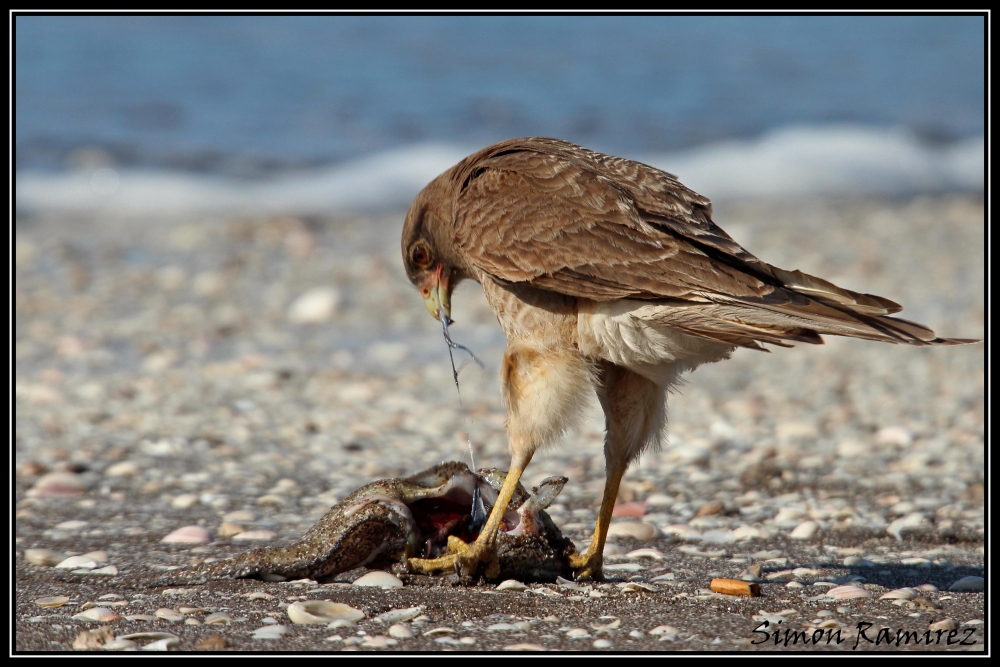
[
  {"x1": 504, "y1": 643, "x2": 547, "y2": 651},
  {"x1": 374, "y1": 606, "x2": 424, "y2": 624},
  {"x1": 142, "y1": 637, "x2": 180, "y2": 651},
  {"x1": 232, "y1": 530, "x2": 276, "y2": 542},
  {"x1": 606, "y1": 521, "x2": 659, "y2": 541},
  {"x1": 118, "y1": 632, "x2": 180, "y2": 641},
  {"x1": 28, "y1": 472, "x2": 87, "y2": 497},
  {"x1": 626, "y1": 548, "x2": 666, "y2": 560},
  {"x1": 928, "y1": 618, "x2": 957, "y2": 631},
  {"x1": 216, "y1": 522, "x2": 244, "y2": 539},
  {"x1": 204, "y1": 612, "x2": 233, "y2": 625},
  {"x1": 388, "y1": 623, "x2": 413, "y2": 638},
  {"x1": 55, "y1": 556, "x2": 99, "y2": 570},
  {"x1": 177, "y1": 606, "x2": 204, "y2": 614},
  {"x1": 103, "y1": 639, "x2": 139, "y2": 651},
  {"x1": 422, "y1": 627, "x2": 455, "y2": 636},
  {"x1": 593, "y1": 639, "x2": 613, "y2": 648},
  {"x1": 161, "y1": 526, "x2": 212, "y2": 544},
  {"x1": 251, "y1": 625, "x2": 290, "y2": 639},
  {"x1": 154, "y1": 608, "x2": 184, "y2": 622},
  {"x1": 827, "y1": 585, "x2": 872, "y2": 600},
  {"x1": 352, "y1": 571, "x2": 403, "y2": 588},
  {"x1": 34, "y1": 596, "x2": 70, "y2": 607},
  {"x1": 497, "y1": 579, "x2": 528, "y2": 591},
  {"x1": 487, "y1": 623, "x2": 522, "y2": 631},
  {"x1": 948, "y1": 576, "x2": 984, "y2": 592},
  {"x1": 880, "y1": 588, "x2": 917, "y2": 600},
  {"x1": 124, "y1": 615, "x2": 157, "y2": 622},
  {"x1": 789, "y1": 521, "x2": 819, "y2": 540},
  {"x1": 287, "y1": 600, "x2": 365, "y2": 625},
  {"x1": 73, "y1": 607, "x2": 120, "y2": 622},
  {"x1": 648, "y1": 625, "x2": 679, "y2": 636},
  {"x1": 244, "y1": 591, "x2": 274, "y2": 600},
  {"x1": 25, "y1": 549, "x2": 69, "y2": 567},
  {"x1": 566, "y1": 628, "x2": 591, "y2": 638},
  {"x1": 361, "y1": 635, "x2": 397, "y2": 647},
  {"x1": 326, "y1": 619, "x2": 356, "y2": 629}
]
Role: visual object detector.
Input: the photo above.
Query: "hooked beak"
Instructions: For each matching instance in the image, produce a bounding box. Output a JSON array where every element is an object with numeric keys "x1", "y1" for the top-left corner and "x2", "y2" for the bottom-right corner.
[{"x1": 420, "y1": 265, "x2": 451, "y2": 322}]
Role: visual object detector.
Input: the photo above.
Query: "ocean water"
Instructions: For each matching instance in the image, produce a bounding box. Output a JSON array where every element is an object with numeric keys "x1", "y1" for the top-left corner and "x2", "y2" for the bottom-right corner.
[{"x1": 15, "y1": 14, "x2": 985, "y2": 212}]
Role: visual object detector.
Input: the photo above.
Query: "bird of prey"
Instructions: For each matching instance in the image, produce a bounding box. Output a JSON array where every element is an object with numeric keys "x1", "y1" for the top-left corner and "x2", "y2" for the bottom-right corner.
[{"x1": 400, "y1": 136, "x2": 976, "y2": 581}]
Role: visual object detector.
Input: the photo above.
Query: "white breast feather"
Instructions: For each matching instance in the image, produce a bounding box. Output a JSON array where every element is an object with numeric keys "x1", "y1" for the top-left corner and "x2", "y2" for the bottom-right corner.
[{"x1": 578, "y1": 300, "x2": 733, "y2": 386}]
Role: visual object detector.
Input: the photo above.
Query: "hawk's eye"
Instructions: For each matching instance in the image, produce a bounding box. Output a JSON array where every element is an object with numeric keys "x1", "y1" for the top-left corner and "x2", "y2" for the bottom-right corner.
[{"x1": 411, "y1": 244, "x2": 431, "y2": 267}]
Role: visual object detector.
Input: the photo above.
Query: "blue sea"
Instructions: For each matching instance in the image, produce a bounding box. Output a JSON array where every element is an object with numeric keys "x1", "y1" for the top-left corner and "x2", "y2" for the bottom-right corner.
[{"x1": 15, "y1": 14, "x2": 985, "y2": 213}]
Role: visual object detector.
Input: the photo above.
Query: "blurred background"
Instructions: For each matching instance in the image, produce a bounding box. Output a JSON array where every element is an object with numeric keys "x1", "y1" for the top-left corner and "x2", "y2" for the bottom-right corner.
[
  {"x1": 15, "y1": 15, "x2": 984, "y2": 518},
  {"x1": 15, "y1": 14, "x2": 985, "y2": 214}
]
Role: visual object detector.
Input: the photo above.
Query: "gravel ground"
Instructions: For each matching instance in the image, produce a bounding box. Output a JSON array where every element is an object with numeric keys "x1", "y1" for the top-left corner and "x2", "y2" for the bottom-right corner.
[{"x1": 14, "y1": 195, "x2": 985, "y2": 653}]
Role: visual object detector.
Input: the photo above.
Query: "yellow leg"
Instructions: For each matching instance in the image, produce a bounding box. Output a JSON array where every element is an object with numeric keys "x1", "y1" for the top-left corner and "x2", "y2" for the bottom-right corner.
[
  {"x1": 569, "y1": 462, "x2": 626, "y2": 581},
  {"x1": 408, "y1": 452, "x2": 532, "y2": 579}
]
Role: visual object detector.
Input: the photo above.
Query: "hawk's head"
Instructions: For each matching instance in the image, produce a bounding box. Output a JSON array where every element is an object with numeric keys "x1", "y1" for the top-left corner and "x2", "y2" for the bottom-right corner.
[{"x1": 402, "y1": 172, "x2": 464, "y2": 322}]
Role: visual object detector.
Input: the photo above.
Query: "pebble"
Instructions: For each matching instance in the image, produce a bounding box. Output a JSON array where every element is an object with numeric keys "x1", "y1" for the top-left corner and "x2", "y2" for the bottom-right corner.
[
  {"x1": 154, "y1": 608, "x2": 184, "y2": 622},
  {"x1": 606, "y1": 521, "x2": 659, "y2": 541},
  {"x1": 593, "y1": 639, "x2": 613, "y2": 648},
  {"x1": 35, "y1": 595, "x2": 69, "y2": 607},
  {"x1": 288, "y1": 287, "x2": 340, "y2": 324},
  {"x1": 497, "y1": 580, "x2": 528, "y2": 591},
  {"x1": 388, "y1": 623, "x2": 414, "y2": 638},
  {"x1": 374, "y1": 606, "x2": 424, "y2": 624},
  {"x1": 785, "y1": 581, "x2": 804, "y2": 589},
  {"x1": 55, "y1": 556, "x2": 99, "y2": 570},
  {"x1": 252, "y1": 625, "x2": 290, "y2": 639},
  {"x1": 56, "y1": 520, "x2": 89, "y2": 530},
  {"x1": 232, "y1": 530, "x2": 276, "y2": 542},
  {"x1": 287, "y1": 601, "x2": 366, "y2": 625},
  {"x1": 827, "y1": 585, "x2": 871, "y2": 600},
  {"x1": 204, "y1": 612, "x2": 234, "y2": 624},
  {"x1": 161, "y1": 526, "x2": 212, "y2": 544},
  {"x1": 789, "y1": 520, "x2": 819, "y2": 540},
  {"x1": 216, "y1": 521, "x2": 245, "y2": 538},
  {"x1": 104, "y1": 639, "x2": 139, "y2": 651},
  {"x1": 91, "y1": 565, "x2": 118, "y2": 576},
  {"x1": 566, "y1": 628, "x2": 591, "y2": 638},
  {"x1": 24, "y1": 548, "x2": 68, "y2": 567},
  {"x1": 352, "y1": 571, "x2": 403, "y2": 588},
  {"x1": 28, "y1": 471, "x2": 87, "y2": 497},
  {"x1": 948, "y1": 576, "x2": 984, "y2": 592},
  {"x1": 928, "y1": 618, "x2": 957, "y2": 631},
  {"x1": 72, "y1": 607, "x2": 120, "y2": 622},
  {"x1": 326, "y1": 619, "x2": 357, "y2": 629}
]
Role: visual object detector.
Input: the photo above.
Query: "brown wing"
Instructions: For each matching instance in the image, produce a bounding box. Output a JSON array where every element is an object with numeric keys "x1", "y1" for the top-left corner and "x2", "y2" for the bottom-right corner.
[{"x1": 452, "y1": 137, "x2": 971, "y2": 347}]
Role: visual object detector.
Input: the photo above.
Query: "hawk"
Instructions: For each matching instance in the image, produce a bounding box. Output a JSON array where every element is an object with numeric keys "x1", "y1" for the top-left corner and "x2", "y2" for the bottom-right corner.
[{"x1": 401, "y1": 137, "x2": 975, "y2": 580}]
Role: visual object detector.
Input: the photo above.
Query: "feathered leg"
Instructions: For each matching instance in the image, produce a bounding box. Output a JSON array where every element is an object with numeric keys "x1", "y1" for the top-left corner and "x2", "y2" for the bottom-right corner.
[{"x1": 571, "y1": 361, "x2": 666, "y2": 580}]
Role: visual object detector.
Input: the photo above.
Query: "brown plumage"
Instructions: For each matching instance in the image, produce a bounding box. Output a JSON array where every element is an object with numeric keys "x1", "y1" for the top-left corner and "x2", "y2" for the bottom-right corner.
[{"x1": 401, "y1": 136, "x2": 976, "y2": 581}]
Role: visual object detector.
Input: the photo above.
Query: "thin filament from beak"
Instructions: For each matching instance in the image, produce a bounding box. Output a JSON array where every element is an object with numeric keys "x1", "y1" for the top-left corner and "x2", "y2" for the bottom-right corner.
[{"x1": 436, "y1": 287, "x2": 484, "y2": 475}]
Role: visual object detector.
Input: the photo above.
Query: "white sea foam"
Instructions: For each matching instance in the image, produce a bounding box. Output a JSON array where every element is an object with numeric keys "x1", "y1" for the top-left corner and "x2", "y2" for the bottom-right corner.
[{"x1": 15, "y1": 126, "x2": 983, "y2": 217}]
